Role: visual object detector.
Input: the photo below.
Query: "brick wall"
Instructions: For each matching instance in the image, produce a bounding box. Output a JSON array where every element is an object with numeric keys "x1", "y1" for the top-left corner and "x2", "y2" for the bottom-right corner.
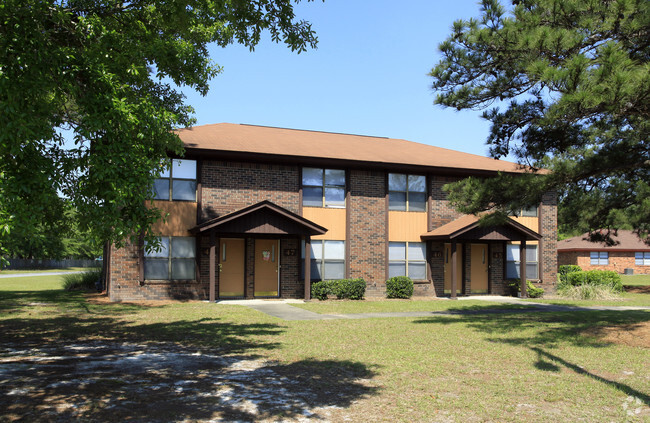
[
  {"x1": 430, "y1": 175, "x2": 464, "y2": 228},
  {"x1": 429, "y1": 242, "x2": 445, "y2": 296},
  {"x1": 489, "y1": 243, "x2": 506, "y2": 295},
  {"x1": 539, "y1": 191, "x2": 558, "y2": 292},
  {"x1": 200, "y1": 161, "x2": 300, "y2": 220},
  {"x1": 109, "y1": 241, "x2": 208, "y2": 301},
  {"x1": 559, "y1": 251, "x2": 650, "y2": 275},
  {"x1": 349, "y1": 169, "x2": 386, "y2": 295}
]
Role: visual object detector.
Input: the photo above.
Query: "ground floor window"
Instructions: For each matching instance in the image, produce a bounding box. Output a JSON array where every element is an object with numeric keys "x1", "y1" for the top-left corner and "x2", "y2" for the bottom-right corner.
[
  {"x1": 389, "y1": 242, "x2": 427, "y2": 280},
  {"x1": 144, "y1": 236, "x2": 196, "y2": 280},
  {"x1": 590, "y1": 251, "x2": 608, "y2": 265},
  {"x1": 302, "y1": 240, "x2": 345, "y2": 280},
  {"x1": 506, "y1": 244, "x2": 538, "y2": 280},
  {"x1": 635, "y1": 252, "x2": 650, "y2": 266}
]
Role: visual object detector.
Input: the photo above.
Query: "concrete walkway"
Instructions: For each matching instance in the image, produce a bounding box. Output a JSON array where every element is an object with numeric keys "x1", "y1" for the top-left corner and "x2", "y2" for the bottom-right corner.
[
  {"x1": 218, "y1": 296, "x2": 650, "y2": 321},
  {"x1": 0, "y1": 271, "x2": 85, "y2": 279}
]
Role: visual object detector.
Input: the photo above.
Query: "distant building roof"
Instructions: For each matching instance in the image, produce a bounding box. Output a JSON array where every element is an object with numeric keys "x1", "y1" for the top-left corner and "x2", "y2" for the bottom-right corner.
[
  {"x1": 177, "y1": 123, "x2": 534, "y2": 175},
  {"x1": 557, "y1": 230, "x2": 650, "y2": 252}
]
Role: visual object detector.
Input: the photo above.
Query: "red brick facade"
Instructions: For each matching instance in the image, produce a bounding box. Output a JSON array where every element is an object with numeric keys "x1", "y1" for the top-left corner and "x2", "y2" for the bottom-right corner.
[
  {"x1": 109, "y1": 160, "x2": 558, "y2": 301},
  {"x1": 558, "y1": 251, "x2": 650, "y2": 275}
]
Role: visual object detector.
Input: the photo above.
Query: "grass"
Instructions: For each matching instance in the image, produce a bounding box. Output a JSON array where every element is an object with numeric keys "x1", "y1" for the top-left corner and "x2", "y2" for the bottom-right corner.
[
  {"x1": 0, "y1": 274, "x2": 648, "y2": 422},
  {"x1": 0, "y1": 267, "x2": 94, "y2": 275},
  {"x1": 294, "y1": 298, "x2": 531, "y2": 314},
  {"x1": 622, "y1": 274, "x2": 650, "y2": 286},
  {"x1": 524, "y1": 292, "x2": 650, "y2": 307}
]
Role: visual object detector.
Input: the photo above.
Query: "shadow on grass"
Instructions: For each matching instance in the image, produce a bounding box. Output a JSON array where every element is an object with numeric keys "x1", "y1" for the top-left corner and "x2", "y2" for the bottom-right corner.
[
  {"x1": 1, "y1": 344, "x2": 379, "y2": 422},
  {"x1": 413, "y1": 309, "x2": 650, "y2": 406}
]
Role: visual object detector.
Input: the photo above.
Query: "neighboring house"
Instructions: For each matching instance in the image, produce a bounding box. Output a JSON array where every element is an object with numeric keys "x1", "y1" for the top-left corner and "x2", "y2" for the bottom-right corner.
[
  {"x1": 106, "y1": 123, "x2": 557, "y2": 301},
  {"x1": 558, "y1": 230, "x2": 650, "y2": 274}
]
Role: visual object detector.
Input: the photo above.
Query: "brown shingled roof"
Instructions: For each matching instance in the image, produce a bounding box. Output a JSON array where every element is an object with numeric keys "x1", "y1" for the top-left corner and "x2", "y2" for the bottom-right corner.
[
  {"x1": 557, "y1": 230, "x2": 650, "y2": 252},
  {"x1": 421, "y1": 214, "x2": 541, "y2": 241},
  {"x1": 177, "y1": 123, "x2": 530, "y2": 174}
]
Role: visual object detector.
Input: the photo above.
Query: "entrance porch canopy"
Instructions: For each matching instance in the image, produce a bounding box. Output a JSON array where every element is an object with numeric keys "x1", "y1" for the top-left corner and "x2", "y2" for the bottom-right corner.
[
  {"x1": 189, "y1": 200, "x2": 327, "y2": 301},
  {"x1": 421, "y1": 214, "x2": 541, "y2": 299}
]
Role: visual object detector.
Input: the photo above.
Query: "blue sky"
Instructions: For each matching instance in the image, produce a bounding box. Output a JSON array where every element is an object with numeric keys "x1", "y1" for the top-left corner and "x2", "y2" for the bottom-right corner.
[{"x1": 180, "y1": 0, "x2": 498, "y2": 156}]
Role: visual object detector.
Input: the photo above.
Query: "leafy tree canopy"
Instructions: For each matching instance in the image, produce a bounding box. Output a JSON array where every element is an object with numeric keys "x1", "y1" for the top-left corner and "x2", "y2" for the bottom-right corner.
[
  {"x1": 430, "y1": 0, "x2": 649, "y2": 242},
  {"x1": 0, "y1": 0, "x2": 319, "y2": 251}
]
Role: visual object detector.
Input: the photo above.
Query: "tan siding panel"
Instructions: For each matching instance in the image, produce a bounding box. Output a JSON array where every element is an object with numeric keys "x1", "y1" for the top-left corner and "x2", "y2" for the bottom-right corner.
[
  {"x1": 302, "y1": 208, "x2": 346, "y2": 240},
  {"x1": 389, "y1": 211, "x2": 428, "y2": 242},
  {"x1": 150, "y1": 201, "x2": 197, "y2": 236},
  {"x1": 511, "y1": 216, "x2": 538, "y2": 231}
]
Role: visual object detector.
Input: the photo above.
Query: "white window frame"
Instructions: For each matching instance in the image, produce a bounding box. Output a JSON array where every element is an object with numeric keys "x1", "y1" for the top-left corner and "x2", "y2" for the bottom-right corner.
[
  {"x1": 590, "y1": 251, "x2": 609, "y2": 265},
  {"x1": 301, "y1": 168, "x2": 346, "y2": 208},
  {"x1": 153, "y1": 159, "x2": 197, "y2": 202},
  {"x1": 506, "y1": 244, "x2": 539, "y2": 280},
  {"x1": 388, "y1": 173, "x2": 427, "y2": 212},
  {"x1": 635, "y1": 252, "x2": 650, "y2": 266},
  {"x1": 144, "y1": 236, "x2": 196, "y2": 280},
  {"x1": 302, "y1": 240, "x2": 346, "y2": 281},
  {"x1": 388, "y1": 241, "x2": 427, "y2": 280}
]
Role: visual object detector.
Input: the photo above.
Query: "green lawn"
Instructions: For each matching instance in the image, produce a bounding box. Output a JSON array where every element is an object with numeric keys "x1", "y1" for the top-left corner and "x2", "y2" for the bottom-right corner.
[
  {"x1": 524, "y1": 292, "x2": 650, "y2": 307},
  {"x1": 1, "y1": 274, "x2": 648, "y2": 422},
  {"x1": 622, "y1": 274, "x2": 650, "y2": 286},
  {"x1": 0, "y1": 267, "x2": 94, "y2": 275},
  {"x1": 294, "y1": 298, "x2": 531, "y2": 314}
]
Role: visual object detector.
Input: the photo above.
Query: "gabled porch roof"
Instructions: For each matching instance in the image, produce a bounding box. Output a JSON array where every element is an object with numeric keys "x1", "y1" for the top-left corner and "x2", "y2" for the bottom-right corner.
[
  {"x1": 421, "y1": 214, "x2": 541, "y2": 242},
  {"x1": 189, "y1": 200, "x2": 327, "y2": 236}
]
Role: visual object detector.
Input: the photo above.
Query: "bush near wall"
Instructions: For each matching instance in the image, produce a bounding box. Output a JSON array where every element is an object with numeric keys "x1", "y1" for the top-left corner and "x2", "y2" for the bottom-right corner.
[
  {"x1": 558, "y1": 265, "x2": 582, "y2": 284},
  {"x1": 385, "y1": 276, "x2": 414, "y2": 299},
  {"x1": 562, "y1": 270, "x2": 623, "y2": 292},
  {"x1": 506, "y1": 279, "x2": 545, "y2": 298},
  {"x1": 311, "y1": 279, "x2": 366, "y2": 300}
]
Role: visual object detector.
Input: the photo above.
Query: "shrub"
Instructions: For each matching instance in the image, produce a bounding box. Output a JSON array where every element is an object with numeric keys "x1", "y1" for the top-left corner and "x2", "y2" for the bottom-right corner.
[
  {"x1": 558, "y1": 265, "x2": 582, "y2": 285},
  {"x1": 558, "y1": 284, "x2": 621, "y2": 300},
  {"x1": 385, "y1": 276, "x2": 414, "y2": 299},
  {"x1": 311, "y1": 281, "x2": 332, "y2": 301},
  {"x1": 62, "y1": 269, "x2": 102, "y2": 291},
  {"x1": 506, "y1": 279, "x2": 545, "y2": 298},
  {"x1": 311, "y1": 278, "x2": 366, "y2": 300},
  {"x1": 564, "y1": 270, "x2": 623, "y2": 292}
]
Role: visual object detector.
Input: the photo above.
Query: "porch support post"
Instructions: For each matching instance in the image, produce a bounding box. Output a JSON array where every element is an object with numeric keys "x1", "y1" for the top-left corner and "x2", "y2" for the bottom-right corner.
[
  {"x1": 520, "y1": 240, "x2": 528, "y2": 298},
  {"x1": 209, "y1": 231, "x2": 216, "y2": 302},
  {"x1": 450, "y1": 240, "x2": 458, "y2": 300},
  {"x1": 304, "y1": 236, "x2": 311, "y2": 301}
]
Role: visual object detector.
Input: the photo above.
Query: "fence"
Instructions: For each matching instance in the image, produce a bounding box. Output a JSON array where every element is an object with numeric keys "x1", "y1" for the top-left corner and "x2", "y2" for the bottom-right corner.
[{"x1": 5, "y1": 259, "x2": 102, "y2": 270}]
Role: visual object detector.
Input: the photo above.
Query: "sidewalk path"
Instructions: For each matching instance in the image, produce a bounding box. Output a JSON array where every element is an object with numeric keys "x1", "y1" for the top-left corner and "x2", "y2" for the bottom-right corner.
[
  {"x1": 221, "y1": 296, "x2": 650, "y2": 321},
  {"x1": 0, "y1": 271, "x2": 85, "y2": 279}
]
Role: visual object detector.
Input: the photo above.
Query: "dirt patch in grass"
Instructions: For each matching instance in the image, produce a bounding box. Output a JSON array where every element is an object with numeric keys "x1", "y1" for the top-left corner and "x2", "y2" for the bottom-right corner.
[
  {"x1": 583, "y1": 321, "x2": 650, "y2": 349},
  {"x1": 624, "y1": 285, "x2": 650, "y2": 294},
  {"x1": 0, "y1": 341, "x2": 377, "y2": 422}
]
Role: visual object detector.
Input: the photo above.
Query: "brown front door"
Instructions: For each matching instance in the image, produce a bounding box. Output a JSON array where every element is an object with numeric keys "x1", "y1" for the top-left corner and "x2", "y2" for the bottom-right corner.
[
  {"x1": 444, "y1": 243, "x2": 463, "y2": 294},
  {"x1": 219, "y1": 239, "x2": 245, "y2": 298},
  {"x1": 470, "y1": 243, "x2": 489, "y2": 294},
  {"x1": 254, "y1": 239, "x2": 280, "y2": 297}
]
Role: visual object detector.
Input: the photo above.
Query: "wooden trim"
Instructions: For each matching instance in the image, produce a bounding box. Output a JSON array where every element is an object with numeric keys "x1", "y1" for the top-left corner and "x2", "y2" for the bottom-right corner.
[
  {"x1": 196, "y1": 159, "x2": 203, "y2": 223},
  {"x1": 345, "y1": 168, "x2": 351, "y2": 279},
  {"x1": 304, "y1": 236, "x2": 311, "y2": 300},
  {"x1": 209, "y1": 231, "x2": 216, "y2": 302},
  {"x1": 520, "y1": 240, "x2": 528, "y2": 298},
  {"x1": 450, "y1": 240, "x2": 458, "y2": 299},
  {"x1": 385, "y1": 171, "x2": 390, "y2": 282}
]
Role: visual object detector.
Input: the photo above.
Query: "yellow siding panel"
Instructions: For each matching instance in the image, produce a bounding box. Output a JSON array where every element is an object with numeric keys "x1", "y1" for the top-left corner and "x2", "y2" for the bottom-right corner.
[
  {"x1": 150, "y1": 201, "x2": 197, "y2": 237},
  {"x1": 389, "y1": 211, "x2": 428, "y2": 242},
  {"x1": 302, "y1": 208, "x2": 346, "y2": 240},
  {"x1": 511, "y1": 216, "x2": 539, "y2": 232}
]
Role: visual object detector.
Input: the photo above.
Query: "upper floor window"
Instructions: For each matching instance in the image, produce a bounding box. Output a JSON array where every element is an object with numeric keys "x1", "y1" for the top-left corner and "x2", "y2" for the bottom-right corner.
[
  {"x1": 506, "y1": 244, "x2": 538, "y2": 279},
  {"x1": 512, "y1": 206, "x2": 538, "y2": 217},
  {"x1": 389, "y1": 174, "x2": 426, "y2": 211},
  {"x1": 635, "y1": 252, "x2": 650, "y2": 266},
  {"x1": 590, "y1": 251, "x2": 608, "y2": 265},
  {"x1": 153, "y1": 159, "x2": 196, "y2": 201},
  {"x1": 302, "y1": 168, "x2": 345, "y2": 208},
  {"x1": 389, "y1": 241, "x2": 427, "y2": 280},
  {"x1": 144, "y1": 236, "x2": 196, "y2": 280}
]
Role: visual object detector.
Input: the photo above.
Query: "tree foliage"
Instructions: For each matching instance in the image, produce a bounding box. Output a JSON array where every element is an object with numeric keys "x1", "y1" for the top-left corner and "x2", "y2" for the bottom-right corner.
[
  {"x1": 0, "y1": 0, "x2": 319, "y2": 251},
  {"x1": 430, "y1": 0, "x2": 649, "y2": 241}
]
